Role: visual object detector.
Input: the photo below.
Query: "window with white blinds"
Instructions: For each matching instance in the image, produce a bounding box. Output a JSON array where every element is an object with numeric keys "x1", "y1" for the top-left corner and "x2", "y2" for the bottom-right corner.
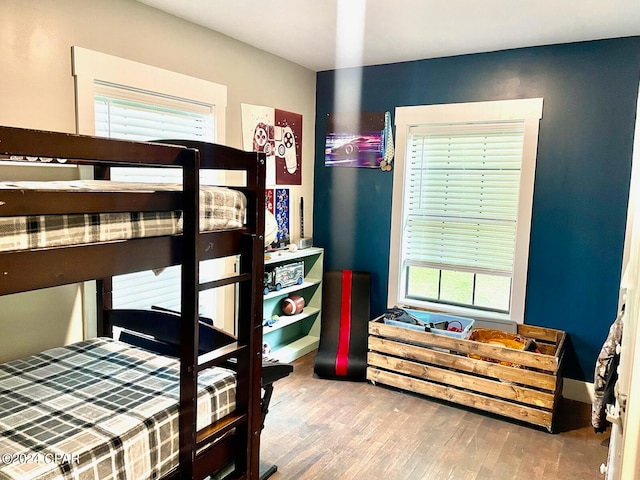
[
  {"x1": 94, "y1": 83, "x2": 218, "y2": 313},
  {"x1": 95, "y1": 82, "x2": 216, "y2": 184},
  {"x1": 389, "y1": 99, "x2": 543, "y2": 324},
  {"x1": 72, "y1": 46, "x2": 229, "y2": 336}
]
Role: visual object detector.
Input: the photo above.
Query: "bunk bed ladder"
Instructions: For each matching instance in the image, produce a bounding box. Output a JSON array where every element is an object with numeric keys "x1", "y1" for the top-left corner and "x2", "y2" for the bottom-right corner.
[
  {"x1": 187, "y1": 152, "x2": 265, "y2": 480},
  {"x1": 98, "y1": 148, "x2": 265, "y2": 480},
  {"x1": 201, "y1": 153, "x2": 264, "y2": 480},
  {"x1": 233, "y1": 151, "x2": 266, "y2": 480}
]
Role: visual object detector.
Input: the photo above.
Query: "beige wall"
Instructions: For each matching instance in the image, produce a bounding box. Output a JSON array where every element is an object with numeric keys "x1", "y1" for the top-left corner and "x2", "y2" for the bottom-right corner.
[{"x1": 0, "y1": 0, "x2": 317, "y2": 361}]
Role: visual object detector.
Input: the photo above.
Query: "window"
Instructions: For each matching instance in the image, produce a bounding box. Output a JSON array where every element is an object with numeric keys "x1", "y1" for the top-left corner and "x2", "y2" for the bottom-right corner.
[
  {"x1": 93, "y1": 82, "x2": 220, "y2": 184},
  {"x1": 94, "y1": 83, "x2": 220, "y2": 315},
  {"x1": 388, "y1": 99, "x2": 543, "y2": 324},
  {"x1": 72, "y1": 46, "x2": 229, "y2": 335}
]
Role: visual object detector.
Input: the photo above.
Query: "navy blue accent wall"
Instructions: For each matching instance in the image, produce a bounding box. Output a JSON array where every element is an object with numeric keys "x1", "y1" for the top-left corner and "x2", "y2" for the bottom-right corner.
[{"x1": 313, "y1": 37, "x2": 640, "y2": 381}]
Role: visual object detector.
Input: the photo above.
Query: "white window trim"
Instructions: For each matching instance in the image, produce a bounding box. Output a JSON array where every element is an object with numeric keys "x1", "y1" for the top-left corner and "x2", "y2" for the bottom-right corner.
[
  {"x1": 72, "y1": 46, "x2": 226, "y2": 141},
  {"x1": 388, "y1": 98, "x2": 543, "y2": 324},
  {"x1": 71, "y1": 46, "x2": 228, "y2": 338}
]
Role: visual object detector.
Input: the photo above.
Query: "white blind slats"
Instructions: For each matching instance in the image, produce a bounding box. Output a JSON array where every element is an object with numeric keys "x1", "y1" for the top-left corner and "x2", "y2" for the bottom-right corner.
[
  {"x1": 409, "y1": 174, "x2": 520, "y2": 219},
  {"x1": 107, "y1": 167, "x2": 182, "y2": 183},
  {"x1": 112, "y1": 259, "x2": 226, "y2": 311},
  {"x1": 409, "y1": 148, "x2": 524, "y2": 161},
  {"x1": 410, "y1": 159, "x2": 522, "y2": 170},
  {"x1": 408, "y1": 208, "x2": 518, "y2": 220},
  {"x1": 95, "y1": 98, "x2": 212, "y2": 144},
  {"x1": 408, "y1": 122, "x2": 525, "y2": 135},
  {"x1": 403, "y1": 121, "x2": 525, "y2": 277},
  {"x1": 113, "y1": 269, "x2": 182, "y2": 311},
  {"x1": 406, "y1": 218, "x2": 516, "y2": 235},
  {"x1": 95, "y1": 105, "x2": 210, "y2": 128},
  {"x1": 406, "y1": 218, "x2": 516, "y2": 273}
]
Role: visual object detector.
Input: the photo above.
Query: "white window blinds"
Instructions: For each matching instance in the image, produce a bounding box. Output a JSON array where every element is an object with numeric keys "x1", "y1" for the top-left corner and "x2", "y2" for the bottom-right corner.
[
  {"x1": 404, "y1": 121, "x2": 525, "y2": 277},
  {"x1": 94, "y1": 82, "x2": 215, "y2": 183},
  {"x1": 94, "y1": 95, "x2": 213, "y2": 142}
]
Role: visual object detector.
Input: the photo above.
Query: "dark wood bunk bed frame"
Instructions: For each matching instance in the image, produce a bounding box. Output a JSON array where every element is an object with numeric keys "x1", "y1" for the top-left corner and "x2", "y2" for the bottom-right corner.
[{"x1": 0, "y1": 125, "x2": 266, "y2": 480}]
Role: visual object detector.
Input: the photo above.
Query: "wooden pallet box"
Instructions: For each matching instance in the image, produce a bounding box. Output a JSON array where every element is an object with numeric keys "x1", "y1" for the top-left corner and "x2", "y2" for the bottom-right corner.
[{"x1": 367, "y1": 318, "x2": 566, "y2": 432}]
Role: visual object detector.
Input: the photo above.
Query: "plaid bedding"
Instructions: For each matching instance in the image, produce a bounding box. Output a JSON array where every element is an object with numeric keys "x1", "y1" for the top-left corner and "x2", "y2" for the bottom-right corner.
[
  {"x1": 0, "y1": 180, "x2": 247, "y2": 252},
  {"x1": 0, "y1": 338, "x2": 236, "y2": 480}
]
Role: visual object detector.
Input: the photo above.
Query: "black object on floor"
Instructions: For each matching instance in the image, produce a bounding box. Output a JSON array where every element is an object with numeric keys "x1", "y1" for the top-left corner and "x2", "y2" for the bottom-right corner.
[
  {"x1": 260, "y1": 356, "x2": 293, "y2": 479},
  {"x1": 313, "y1": 270, "x2": 371, "y2": 380},
  {"x1": 107, "y1": 308, "x2": 294, "y2": 479},
  {"x1": 259, "y1": 459, "x2": 278, "y2": 480}
]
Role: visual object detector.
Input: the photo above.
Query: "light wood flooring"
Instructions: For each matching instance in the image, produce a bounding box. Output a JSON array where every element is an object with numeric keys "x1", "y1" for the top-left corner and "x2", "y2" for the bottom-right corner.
[{"x1": 260, "y1": 352, "x2": 609, "y2": 480}]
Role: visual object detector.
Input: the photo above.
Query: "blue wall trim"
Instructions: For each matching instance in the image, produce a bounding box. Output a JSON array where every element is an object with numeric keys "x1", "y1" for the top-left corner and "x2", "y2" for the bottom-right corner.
[{"x1": 313, "y1": 37, "x2": 640, "y2": 381}]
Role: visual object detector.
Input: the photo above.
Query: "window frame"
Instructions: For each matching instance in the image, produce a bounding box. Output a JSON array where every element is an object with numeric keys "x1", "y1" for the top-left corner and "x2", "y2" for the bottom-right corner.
[
  {"x1": 72, "y1": 46, "x2": 226, "y2": 142},
  {"x1": 388, "y1": 98, "x2": 543, "y2": 324},
  {"x1": 72, "y1": 46, "x2": 228, "y2": 337}
]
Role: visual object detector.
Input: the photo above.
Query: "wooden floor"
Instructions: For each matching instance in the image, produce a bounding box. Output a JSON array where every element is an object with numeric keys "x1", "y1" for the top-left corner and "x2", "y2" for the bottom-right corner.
[{"x1": 260, "y1": 352, "x2": 610, "y2": 480}]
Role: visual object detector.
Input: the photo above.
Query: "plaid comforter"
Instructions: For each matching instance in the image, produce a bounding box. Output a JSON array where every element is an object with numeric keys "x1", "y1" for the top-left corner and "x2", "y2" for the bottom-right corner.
[
  {"x1": 0, "y1": 338, "x2": 236, "y2": 480},
  {"x1": 0, "y1": 181, "x2": 247, "y2": 253}
]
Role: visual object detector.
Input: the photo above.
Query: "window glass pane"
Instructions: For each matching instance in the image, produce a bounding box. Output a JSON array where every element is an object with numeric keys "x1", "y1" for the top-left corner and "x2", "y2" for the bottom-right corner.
[
  {"x1": 474, "y1": 273, "x2": 511, "y2": 312},
  {"x1": 440, "y1": 269, "x2": 473, "y2": 305},
  {"x1": 407, "y1": 266, "x2": 439, "y2": 299}
]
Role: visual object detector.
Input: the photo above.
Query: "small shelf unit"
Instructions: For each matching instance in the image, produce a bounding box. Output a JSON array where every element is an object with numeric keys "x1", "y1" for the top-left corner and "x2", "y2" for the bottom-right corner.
[{"x1": 263, "y1": 247, "x2": 323, "y2": 362}]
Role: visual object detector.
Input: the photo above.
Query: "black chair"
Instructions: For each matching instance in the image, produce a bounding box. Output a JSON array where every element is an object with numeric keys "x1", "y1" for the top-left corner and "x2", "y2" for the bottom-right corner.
[
  {"x1": 106, "y1": 306, "x2": 293, "y2": 480},
  {"x1": 314, "y1": 270, "x2": 371, "y2": 380}
]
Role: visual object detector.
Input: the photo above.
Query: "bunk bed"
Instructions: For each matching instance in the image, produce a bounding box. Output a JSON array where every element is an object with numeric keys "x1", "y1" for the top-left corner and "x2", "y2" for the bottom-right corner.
[{"x1": 0, "y1": 125, "x2": 266, "y2": 480}]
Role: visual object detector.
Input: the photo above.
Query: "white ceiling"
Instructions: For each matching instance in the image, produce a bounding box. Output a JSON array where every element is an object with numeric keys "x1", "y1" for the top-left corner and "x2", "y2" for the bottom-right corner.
[{"x1": 136, "y1": 0, "x2": 640, "y2": 72}]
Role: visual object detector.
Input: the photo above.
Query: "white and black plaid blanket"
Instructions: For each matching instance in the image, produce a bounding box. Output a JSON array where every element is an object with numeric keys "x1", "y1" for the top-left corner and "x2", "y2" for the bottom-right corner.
[
  {"x1": 0, "y1": 181, "x2": 247, "y2": 252},
  {"x1": 0, "y1": 338, "x2": 236, "y2": 480}
]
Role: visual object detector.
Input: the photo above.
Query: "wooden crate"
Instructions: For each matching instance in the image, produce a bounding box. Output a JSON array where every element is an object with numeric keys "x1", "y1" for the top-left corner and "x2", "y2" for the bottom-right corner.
[{"x1": 367, "y1": 318, "x2": 566, "y2": 432}]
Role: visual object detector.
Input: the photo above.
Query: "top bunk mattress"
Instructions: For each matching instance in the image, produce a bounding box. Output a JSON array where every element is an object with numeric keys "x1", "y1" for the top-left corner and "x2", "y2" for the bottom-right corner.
[
  {"x1": 0, "y1": 337, "x2": 236, "y2": 480},
  {"x1": 0, "y1": 180, "x2": 247, "y2": 253}
]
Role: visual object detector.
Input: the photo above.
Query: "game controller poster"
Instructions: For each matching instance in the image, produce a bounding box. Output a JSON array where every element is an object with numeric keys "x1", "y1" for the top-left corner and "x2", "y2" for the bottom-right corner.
[{"x1": 241, "y1": 103, "x2": 302, "y2": 186}]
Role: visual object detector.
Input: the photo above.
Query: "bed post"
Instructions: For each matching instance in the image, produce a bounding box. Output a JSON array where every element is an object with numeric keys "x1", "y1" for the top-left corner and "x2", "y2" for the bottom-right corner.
[
  {"x1": 178, "y1": 147, "x2": 200, "y2": 479},
  {"x1": 95, "y1": 164, "x2": 111, "y2": 338},
  {"x1": 235, "y1": 151, "x2": 266, "y2": 479},
  {"x1": 248, "y1": 152, "x2": 266, "y2": 477},
  {"x1": 96, "y1": 278, "x2": 113, "y2": 337}
]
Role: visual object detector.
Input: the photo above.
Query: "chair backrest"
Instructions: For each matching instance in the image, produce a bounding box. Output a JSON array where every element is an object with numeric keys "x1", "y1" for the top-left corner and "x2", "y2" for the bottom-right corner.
[{"x1": 314, "y1": 270, "x2": 371, "y2": 380}]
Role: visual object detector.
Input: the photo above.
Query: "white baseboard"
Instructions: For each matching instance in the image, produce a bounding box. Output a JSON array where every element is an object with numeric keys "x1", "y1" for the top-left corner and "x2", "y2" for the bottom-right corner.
[{"x1": 563, "y1": 378, "x2": 595, "y2": 404}]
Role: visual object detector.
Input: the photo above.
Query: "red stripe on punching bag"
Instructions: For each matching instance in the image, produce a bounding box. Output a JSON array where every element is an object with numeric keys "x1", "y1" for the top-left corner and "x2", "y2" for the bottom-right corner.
[{"x1": 335, "y1": 270, "x2": 353, "y2": 376}]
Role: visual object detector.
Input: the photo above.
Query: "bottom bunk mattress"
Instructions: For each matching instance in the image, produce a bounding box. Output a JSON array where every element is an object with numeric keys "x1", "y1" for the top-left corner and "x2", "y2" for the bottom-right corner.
[{"x1": 0, "y1": 337, "x2": 236, "y2": 480}]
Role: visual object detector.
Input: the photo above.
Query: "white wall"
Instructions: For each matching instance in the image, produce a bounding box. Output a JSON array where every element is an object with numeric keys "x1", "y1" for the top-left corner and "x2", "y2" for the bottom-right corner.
[{"x1": 0, "y1": 0, "x2": 317, "y2": 361}]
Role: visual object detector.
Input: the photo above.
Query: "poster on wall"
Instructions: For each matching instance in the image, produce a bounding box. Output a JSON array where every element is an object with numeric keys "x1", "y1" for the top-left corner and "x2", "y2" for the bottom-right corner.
[
  {"x1": 265, "y1": 187, "x2": 290, "y2": 249},
  {"x1": 266, "y1": 188, "x2": 275, "y2": 215},
  {"x1": 275, "y1": 188, "x2": 290, "y2": 244},
  {"x1": 325, "y1": 111, "x2": 388, "y2": 168},
  {"x1": 241, "y1": 103, "x2": 302, "y2": 186}
]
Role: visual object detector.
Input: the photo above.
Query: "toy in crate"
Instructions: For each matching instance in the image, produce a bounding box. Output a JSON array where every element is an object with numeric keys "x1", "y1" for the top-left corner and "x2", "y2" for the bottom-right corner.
[
  {"x1": 467, "y1": 328, "x2": 541, "y2": 367},
  {"x1": 382, "y1": 307, "x2": 474, "y2": 338}
]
